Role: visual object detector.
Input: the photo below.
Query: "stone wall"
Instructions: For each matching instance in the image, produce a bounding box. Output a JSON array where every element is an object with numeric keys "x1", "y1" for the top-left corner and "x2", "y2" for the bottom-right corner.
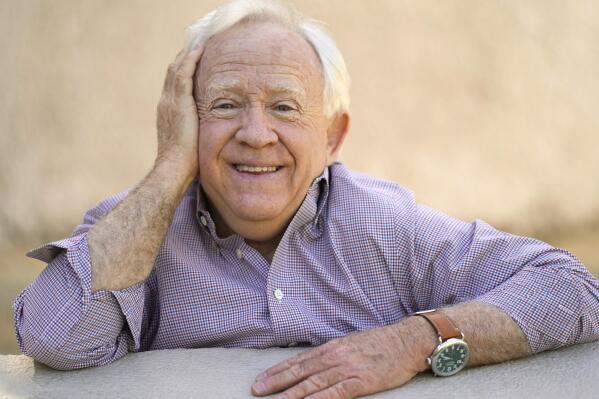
[{"x1": 2, "y1": 343, "x2": 598, "y2": 398}]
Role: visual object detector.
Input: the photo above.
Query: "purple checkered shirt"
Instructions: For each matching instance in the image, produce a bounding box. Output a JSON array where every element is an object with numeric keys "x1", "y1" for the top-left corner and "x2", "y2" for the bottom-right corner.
[{"x1": 13, "y1": 163, "x2": 599, "y2": 370}]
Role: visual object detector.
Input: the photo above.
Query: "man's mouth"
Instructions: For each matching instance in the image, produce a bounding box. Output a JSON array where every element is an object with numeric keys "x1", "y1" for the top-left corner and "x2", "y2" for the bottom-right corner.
[{"x1": 234, "y1": 164, "x2": 280, "y2": 173}]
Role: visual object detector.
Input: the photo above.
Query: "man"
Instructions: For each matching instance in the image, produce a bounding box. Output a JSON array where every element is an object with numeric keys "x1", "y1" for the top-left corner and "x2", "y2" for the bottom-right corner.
[{"x1": 14, "y1": 1, "x2": 599, "y2": 398}]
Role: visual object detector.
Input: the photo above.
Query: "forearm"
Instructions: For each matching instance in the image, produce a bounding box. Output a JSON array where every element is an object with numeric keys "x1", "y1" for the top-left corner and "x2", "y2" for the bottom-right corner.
[
  {"x1": 398, "y1": 301, "x2": 532, "y2": 372},
  {"x1": 89, "y1": 160, "x2": 194, "y2": 292}
]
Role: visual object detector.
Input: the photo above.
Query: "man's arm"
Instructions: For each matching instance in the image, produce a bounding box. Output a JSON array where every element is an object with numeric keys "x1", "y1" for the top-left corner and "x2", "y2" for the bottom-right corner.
[
  {"x1": 436, "y1": 301, "x2": 532, "y2": 366},
  {"x1": 251, "y1": 204, "x2": 599, "y2": 398},
  {"x1": 250, "y1": 301, "x2": 530, "y2": 399},
  {"x1": 13, "y1": 44, "x2": 204, "y2": 370},
  {"x1": 90, "y1": 44, "x2": 203, "y2": 292},
  {"x1": 88, "y1": 159, "x2": 193, "y2": 292}
]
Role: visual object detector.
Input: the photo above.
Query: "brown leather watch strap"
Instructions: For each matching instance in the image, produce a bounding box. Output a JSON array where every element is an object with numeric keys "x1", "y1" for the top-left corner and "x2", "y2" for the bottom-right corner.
[{"x1": 414, "y1": 310, "x2": 462, "y2": 341}]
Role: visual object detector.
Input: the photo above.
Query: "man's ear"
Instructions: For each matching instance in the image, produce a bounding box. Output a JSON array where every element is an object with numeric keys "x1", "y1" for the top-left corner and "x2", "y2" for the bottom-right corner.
[{"x1": 326, "y1": 112, "x2": 350, "y2": 165}]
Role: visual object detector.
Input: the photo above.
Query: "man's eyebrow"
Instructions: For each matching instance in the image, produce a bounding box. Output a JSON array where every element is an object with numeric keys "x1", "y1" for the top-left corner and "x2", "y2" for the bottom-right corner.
[
  {"x1": 265, "y1": 82, "x2": 306, "y2": 99},
  {"x1": 203, "y1": 81, "x2": 242, "y2": 102},
  {"x1": 203, "y1": 80, "x2": 306, "y2": 102}
]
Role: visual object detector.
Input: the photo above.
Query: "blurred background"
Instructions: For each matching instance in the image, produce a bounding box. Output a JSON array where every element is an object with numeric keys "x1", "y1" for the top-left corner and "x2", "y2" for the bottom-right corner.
[{"x1": 1, "y1": 0, "x2": 598, "y2": 354}]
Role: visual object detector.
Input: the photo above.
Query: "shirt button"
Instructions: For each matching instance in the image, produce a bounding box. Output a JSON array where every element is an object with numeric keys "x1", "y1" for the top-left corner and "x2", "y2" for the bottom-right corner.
[
  {"x1": 274, "y1": 289, "x2": 284, "y2": 300},
  {"x1": 200, "y1": 215, "x2": 208, "y2": 226},
  {"x1": 236, "y1": 249, "x2": 244, "y2": 259}
]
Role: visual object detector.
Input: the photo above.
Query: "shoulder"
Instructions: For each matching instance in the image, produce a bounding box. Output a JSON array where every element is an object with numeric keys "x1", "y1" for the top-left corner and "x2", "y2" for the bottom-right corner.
[
  {"x1": 328, "y1": 163, "x2": 415, "y2": 215},
  {"x1": 325, "y1": 163, "x2": 417, "y2": 245}
]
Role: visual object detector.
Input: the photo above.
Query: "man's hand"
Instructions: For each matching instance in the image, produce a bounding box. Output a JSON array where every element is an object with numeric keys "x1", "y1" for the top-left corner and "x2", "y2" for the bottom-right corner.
[
  {"x1": 156, "y1": 43, "x2": 204, "y2": 180},
  {"x1": 251, "y1": 318, "x2": 437, "y2": 399},
  {"x1": 251, "y1": 302, "x2": 532, "y2": 399},
  {"x1": 89, "y1": 43, "x2": 205, "y2": 292}
]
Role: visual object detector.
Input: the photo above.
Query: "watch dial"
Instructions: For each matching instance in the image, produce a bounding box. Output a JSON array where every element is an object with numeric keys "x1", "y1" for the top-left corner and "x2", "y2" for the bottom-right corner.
[{"x1": 434, "y1": 341, "x2": 469, "y2": 376}]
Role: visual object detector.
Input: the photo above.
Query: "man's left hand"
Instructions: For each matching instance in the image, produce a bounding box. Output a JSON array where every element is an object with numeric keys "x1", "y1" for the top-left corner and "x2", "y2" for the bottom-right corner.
[{"x1": 251, "y1": 320, "x2": 435, "y2": 399}]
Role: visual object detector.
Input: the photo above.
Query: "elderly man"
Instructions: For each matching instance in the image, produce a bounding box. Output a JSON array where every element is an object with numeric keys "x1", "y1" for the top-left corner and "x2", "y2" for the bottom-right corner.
[{"x1": 14, "y1": 1, "x2": 599, "y2": 398}]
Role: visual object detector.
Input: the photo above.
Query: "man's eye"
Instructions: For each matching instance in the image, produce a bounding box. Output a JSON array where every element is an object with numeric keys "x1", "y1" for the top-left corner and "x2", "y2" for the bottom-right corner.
[
  {"x1": 275, "y1": 104, "x2": 295, "y2": 112},
  {"x1": 215, "y1": 103, "x2": 235, "y2": 110}
]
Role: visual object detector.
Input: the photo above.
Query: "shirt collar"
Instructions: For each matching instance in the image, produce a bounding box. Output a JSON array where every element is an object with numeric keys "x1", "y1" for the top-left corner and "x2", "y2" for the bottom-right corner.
[
  {"x1": 311, "y1": 166, "x2": 330, "y2": 224},
  {"x1": 194, "y1": 166, "x2": 330, "y2": 240}
]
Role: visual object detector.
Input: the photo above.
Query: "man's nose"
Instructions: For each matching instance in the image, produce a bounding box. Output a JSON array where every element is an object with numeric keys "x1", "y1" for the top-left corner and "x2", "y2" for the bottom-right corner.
[{"x1": 235, "y1": 106, "x2": 278, "y2": 148}]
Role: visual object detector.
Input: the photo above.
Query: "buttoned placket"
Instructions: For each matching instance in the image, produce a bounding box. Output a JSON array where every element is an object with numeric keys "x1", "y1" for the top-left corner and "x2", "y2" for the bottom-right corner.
[
  {"x1": 194, "y1": 171, "x2": 329, "y2": 348},
  {"x1": 265, "y1": 177, "x2": 326, "y2": 347}
]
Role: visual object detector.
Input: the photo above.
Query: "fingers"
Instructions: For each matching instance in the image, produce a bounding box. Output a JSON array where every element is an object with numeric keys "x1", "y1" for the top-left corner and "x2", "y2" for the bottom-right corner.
[
  {"x1": 252, "y1": 356, "x2": 333, "y2": 396},
  {"x1": 254, "y1": 366, "x2": 367, "y2": 399},
  {"x1": 256, "y1": 346, "x2": 326, "y2": 381},
  {"x1": 178, "y1": 44, "x2": 204, "y2": 75},
  {"x1": 155, "y1": 43, "x2": 204, "y2": 171},
  {"x1": 273, "y1": 368, "x2": 352, "y2": 399},
  {"x1": 174, "y1": 45, "x2": 204, "y2": 97},
  {"x1": 162, "y1": 44, "x2": 204, "y2": 97},
  {"x1": 162, "y1": 51, "x2": 182, "y2": 93}
]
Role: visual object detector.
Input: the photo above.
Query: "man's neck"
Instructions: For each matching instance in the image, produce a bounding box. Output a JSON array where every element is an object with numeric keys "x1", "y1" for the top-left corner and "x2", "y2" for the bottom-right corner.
[
  {"x1": 206, "y1": 198, "x2": 284, "y2": 264},
  {"x1": 245, "y1": 236, "x2": 282, "y2": 264}
]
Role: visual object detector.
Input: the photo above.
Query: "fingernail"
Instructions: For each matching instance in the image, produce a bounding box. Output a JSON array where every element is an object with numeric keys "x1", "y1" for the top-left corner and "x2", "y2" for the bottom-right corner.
[
  {"x1": 255, "y1": 371, "x2": 267, "y2": 381},
  {"x1": 252, "y1": 381, "x2": 266, "y2": 395}
]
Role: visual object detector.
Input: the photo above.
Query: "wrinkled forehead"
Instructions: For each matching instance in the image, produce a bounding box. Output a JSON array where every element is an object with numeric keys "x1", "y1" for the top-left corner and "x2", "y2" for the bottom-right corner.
[{"x1": 195, "y1": 21, "x2": 323, "y2": 98}]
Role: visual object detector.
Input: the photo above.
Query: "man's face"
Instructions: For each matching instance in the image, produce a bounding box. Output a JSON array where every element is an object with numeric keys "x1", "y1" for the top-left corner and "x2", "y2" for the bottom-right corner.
[{"x1": 195, "y1": 21, "x2": 346, "y2": 242}]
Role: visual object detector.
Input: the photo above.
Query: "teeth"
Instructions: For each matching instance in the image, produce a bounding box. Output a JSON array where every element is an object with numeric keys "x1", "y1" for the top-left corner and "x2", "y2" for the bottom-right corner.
[{"x1": 235, "y1": 165, "x2": 279, "y2": 173}]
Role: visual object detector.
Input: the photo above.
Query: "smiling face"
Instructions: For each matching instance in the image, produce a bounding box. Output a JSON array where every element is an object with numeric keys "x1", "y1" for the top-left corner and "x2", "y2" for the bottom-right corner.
[{"x1": 194, "y1": 21, "x2": 348, "y2": 247}]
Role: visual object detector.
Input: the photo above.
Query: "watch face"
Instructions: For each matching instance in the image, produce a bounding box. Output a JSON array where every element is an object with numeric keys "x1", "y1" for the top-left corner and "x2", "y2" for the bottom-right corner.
[{"x1": 431, "y1": 338, "x2": 470, "y2": 377}]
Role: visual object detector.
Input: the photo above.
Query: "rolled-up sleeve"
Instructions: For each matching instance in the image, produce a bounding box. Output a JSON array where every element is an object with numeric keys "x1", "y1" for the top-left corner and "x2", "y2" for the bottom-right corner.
[
  {"x1": 13, "y1": 191, "x2": 146, "y2": 370},
  {"x1": 412, "y1": 204, "x2": 599, "y2": 353}
]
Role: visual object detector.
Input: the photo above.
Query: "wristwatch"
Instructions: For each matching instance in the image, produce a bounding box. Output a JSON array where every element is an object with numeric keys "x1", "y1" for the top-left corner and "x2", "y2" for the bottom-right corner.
[{"x1": 414, "y1": 309, "x2": 470, "y2": 376}]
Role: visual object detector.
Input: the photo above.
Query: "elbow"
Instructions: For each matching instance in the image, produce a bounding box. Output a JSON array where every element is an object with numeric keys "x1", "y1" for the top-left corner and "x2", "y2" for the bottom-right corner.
[
  {"x1": 13, "y1": 281, "x2": 133, "y2": 370},
  {"x1": 17, "y1": 329, "x2": 126, "y2": 371}
]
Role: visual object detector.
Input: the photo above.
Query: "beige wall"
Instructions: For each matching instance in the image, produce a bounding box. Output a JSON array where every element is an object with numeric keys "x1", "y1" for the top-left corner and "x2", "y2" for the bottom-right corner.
[{"x1": 1, "y1": 0, "x2": 598, "y2": 247}]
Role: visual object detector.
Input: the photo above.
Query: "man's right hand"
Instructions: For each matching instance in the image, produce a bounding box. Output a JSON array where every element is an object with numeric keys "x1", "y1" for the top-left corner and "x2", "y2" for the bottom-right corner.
[
  {"x1": 156, "y1": 44, "x2": 205, "y2": 181},
  {"x1": 88, "y1": 44, "x2": 205, "y2": 292}
]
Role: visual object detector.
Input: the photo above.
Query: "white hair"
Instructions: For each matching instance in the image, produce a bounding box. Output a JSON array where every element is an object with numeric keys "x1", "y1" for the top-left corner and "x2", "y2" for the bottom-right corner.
[{"x1": 185, "y1": 0, "x2": 350, "y2": 116}]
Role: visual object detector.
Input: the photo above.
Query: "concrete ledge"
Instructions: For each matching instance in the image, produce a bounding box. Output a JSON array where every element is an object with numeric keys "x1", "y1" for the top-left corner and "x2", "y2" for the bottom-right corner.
[{"x1": 1, "y1": 341, "x2": 598, "y2": 398}]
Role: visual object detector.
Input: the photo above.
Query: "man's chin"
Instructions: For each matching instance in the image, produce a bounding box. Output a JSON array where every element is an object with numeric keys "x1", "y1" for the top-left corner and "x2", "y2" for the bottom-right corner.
[
  {"x1": 229, "y1": 205, "x2": 285, "y2": 224},
  {"x1": 223, "y1": 202, "x2": 294, "y2": 236},
  {"x1": 226, "y1": 216, "x2": 287, "y2": 244}
]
